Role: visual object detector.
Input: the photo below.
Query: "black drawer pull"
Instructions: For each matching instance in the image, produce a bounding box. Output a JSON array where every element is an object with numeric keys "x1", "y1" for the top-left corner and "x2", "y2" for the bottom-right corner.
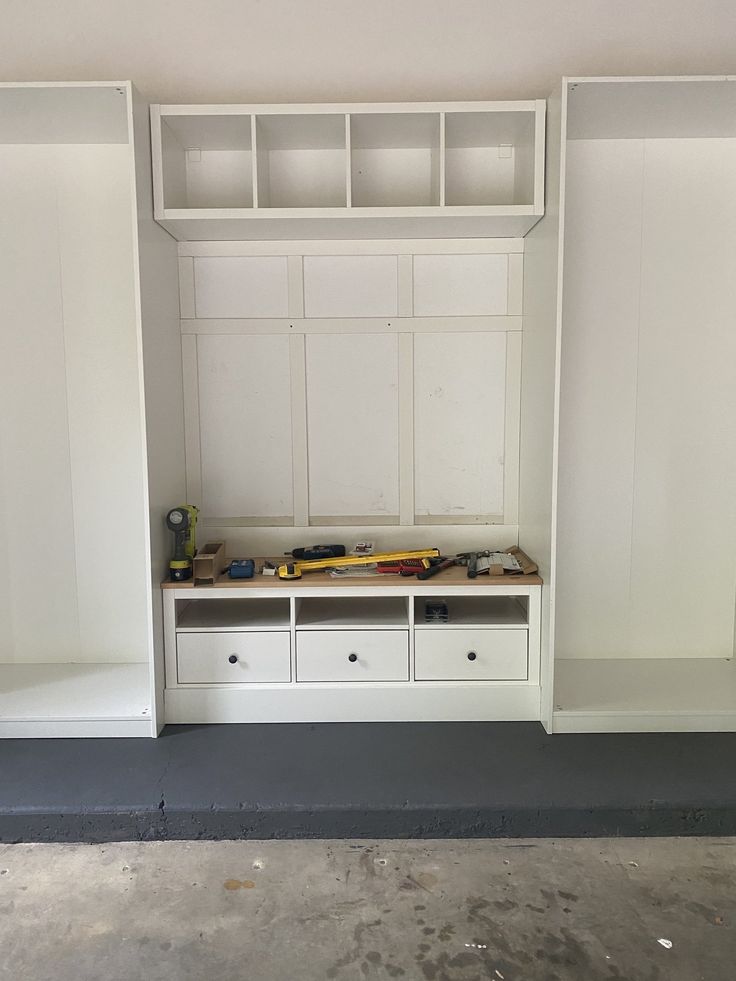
[
  {"x1": 467, "y1": 651, "x2": 477, "y2": 661},
  {"x1": 348, "y1": 653, "x2": 358, "y2": 663},
  {"x1": 228, "y1": 654, "x2": 238, "y2": 664}
]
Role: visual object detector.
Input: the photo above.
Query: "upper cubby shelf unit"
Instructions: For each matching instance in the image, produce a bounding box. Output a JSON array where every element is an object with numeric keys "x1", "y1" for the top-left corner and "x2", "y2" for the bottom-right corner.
[{"x1": 150, "y1": 101, "x2": 545, "y2": 240}]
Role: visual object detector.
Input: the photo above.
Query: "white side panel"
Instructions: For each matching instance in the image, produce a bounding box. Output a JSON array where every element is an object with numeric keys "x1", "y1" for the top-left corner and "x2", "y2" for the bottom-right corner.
[
  {"x1": 306, "y1": 334, "x2": 399, "y2": 519},
  {"x1": 197, "y1": 334, "x2": 293, "y2": 518},
  {"x1": 302, "y1": 255, "x2": 398, "y2": 318},
  {"x1": 133, "y1": 85, "x2": 186, "y2": 732},
  {"x1": 518, "y1": 84, "x2": 563, "y2": 730},
  {"x1": 55, "y1": 144, "x2": 151, "y2": 662},
  {"x1": 193, "y1": 255, "x2": 289, "y2": 318},
  {"x1": 414, "y1": 333, "x2": 506, "y2": 518},
  {"x1": 413, "y1": 254, "x2": 508, "y2": 316},
  {"x1": 629, "y1": 138, "x2": 736, "y2": 658},
  {"x1": 0, "y1": 146, "x2": 80, "y2": 662},
  {"x1": 554, "y1": 139, "x2": 644, "y2": 659}
]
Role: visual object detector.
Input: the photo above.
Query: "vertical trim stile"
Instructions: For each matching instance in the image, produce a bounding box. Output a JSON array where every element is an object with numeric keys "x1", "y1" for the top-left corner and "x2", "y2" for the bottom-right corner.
[
  {"x1": 398, "y1": 333, "x2": 415, "y2": 525},
  {"x1": 289, "y1": 333, "x2": 309, "y2": 526}
]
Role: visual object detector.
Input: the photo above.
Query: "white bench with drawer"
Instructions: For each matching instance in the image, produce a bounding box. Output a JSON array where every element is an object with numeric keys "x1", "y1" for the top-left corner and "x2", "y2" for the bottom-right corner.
[{"x1": 162, "y1": 563, "x2": 542, "y2": 724}]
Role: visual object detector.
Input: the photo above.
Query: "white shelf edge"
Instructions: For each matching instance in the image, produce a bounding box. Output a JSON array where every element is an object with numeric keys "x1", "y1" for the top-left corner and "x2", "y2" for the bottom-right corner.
[
  {"x1": 161, "y1": 205, "x2": 540, "y2": 219},
  {"x1": 295, "y1": 623, "x2": 409, "y2": 631},
  {"x1": 176, "y1": 624, "x2": 291, "y2": 633},
  {"x1": 553, "y1": 710, "x2": 736, "y2": 734},
  {"x1": 156, "y1": 100, "x2": 542, "y2": 116},
  {"x1": 414, "y1": 622, "x2": 529, "y2": 630}
]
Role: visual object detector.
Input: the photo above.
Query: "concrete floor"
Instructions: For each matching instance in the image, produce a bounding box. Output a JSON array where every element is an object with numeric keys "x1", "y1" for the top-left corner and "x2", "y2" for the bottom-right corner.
[{"x1": 0, "y1": 839, "x2": 734, "y2": 980}]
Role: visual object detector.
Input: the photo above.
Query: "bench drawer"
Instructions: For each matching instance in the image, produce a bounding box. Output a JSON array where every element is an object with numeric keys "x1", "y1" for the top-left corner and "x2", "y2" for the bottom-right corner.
[
  {"x1": 177, "y1": 632, "x2": 291, "y2": 684},
  {"x1": 414, "y1": 628, "x2": 527, "y2": 681},
  {"x1": 296, "y1": 630, "x2": 409, "y2": 682}
]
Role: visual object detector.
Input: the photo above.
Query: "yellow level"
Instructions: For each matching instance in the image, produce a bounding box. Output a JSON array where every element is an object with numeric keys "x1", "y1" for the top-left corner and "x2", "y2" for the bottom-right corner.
[{"x1": 278, "y1": 548, "x2": 440, "y2": 580}]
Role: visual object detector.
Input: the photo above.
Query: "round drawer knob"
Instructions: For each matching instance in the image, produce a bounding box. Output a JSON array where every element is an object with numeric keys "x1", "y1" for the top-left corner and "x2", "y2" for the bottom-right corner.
[
  {"x1": 467, "y1": 651, "x2": 477, "y2": 661},
  {"x1": 228, "y1": 654, "x2": 238, "y2": 664},
  {"x1": 348, "y1": 653, "x2": 358, "y2": 663}
]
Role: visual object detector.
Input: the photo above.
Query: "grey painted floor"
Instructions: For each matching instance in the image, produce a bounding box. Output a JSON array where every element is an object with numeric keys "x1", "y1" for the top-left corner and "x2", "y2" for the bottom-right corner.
[{"x1": 0, "y1": 839, "x2": 734, "y2": 980}]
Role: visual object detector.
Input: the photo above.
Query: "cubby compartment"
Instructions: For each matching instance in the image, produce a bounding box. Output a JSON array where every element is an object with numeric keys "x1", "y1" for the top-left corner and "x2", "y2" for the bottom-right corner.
[
  {"x1": 444, "y1": 110, "x2": 536, "y2": 206},
  {"x1": 350, "y1": 113, "x2": 441, "y2": 207},
  {"x1": 159, "y1": 113, "x2": 253, "y2": 208},
  {"x1": 255, "y1": 114, "x2": 347, "y2": 208},
  {"x1": 413, "y1": 596, "x2": 529, "y2": 628},
  {"x1": 296, "y1": 597, "x2": 409, "y2": 630},
  {"x1": 176, "y1": 598, "x2": 290, "y2": 631}
]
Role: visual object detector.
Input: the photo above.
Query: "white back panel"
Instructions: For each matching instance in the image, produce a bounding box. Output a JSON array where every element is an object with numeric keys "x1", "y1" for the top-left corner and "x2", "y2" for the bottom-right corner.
[
  {"x1": 629, "y1": 138, "x2": 736, "y2": 657},
  {"x1": 555, "y1": 139, "x2": 644, "y2": 659},
  {"x1": 566, "y1": 79, "x2": 736, "y2": 141},
  {"x1": 306, "y1": 334, "x2": 399, "y2": 518},
  {"x1": 186, "y1": 150, "x2": 253, "y2": 208},
  {"x1": 0, "y1": 147, "x2": 80, "y2": 662},
  {"x1": 198, "y1": 334, "x2": 293, "y2": 517},
  {"x1": 413, "y1": 253, "x2": 508, "y2": 316},
  {"x1": 194, "y1": 256, "x2": 289, "y2": 318},
  {"x1": 0, "y1": 144, "x2": 150, "y2": 664},
  {"x1": 351, "y1": 148, "x2": 439, "y2": 207},
  {"x1": 55, "y1": 144, "x2": 151, "y2": 663},
  {"x1": 0, "y1": 85, "x2": 129, "y2": 144},
  {"x1": 303, "y1": 255, "x2": 398, "y2": 318},
  {"x1": 414, "y1": 333, "x2": 506, "y2": 518},
  {"x1": 264, "y1": 149, "x2": 347, "y2": 208},
  {"x1": 556, "y1": 136, "x2": 736, "y2": 661}
]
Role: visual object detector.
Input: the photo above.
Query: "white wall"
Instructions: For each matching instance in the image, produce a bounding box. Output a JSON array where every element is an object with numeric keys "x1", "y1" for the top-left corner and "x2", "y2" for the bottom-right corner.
[{"x1": 1, "y1": 1, "x2": 734, "y2": 103}]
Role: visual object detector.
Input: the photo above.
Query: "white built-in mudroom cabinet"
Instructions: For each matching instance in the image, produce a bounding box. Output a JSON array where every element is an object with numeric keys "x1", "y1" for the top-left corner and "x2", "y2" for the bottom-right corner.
[{"x1": 1, "y1": 77, "x2": 734, "y2": 737}]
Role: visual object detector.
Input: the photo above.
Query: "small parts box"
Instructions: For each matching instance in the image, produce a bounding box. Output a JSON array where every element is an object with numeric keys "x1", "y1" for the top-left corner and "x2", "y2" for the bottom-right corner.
[
  {"x1": 193, "y1": 541, "x2": 226, "y2": 585},
  {"x1": 424, "y1": 600, "x2": 449, "y2": 623}
]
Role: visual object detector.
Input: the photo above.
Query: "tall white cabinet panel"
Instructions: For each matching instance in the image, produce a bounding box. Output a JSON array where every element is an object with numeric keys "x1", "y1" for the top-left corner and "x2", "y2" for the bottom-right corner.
[
  {"x1": 521, "y1": 76, "x2": 736, "y2": 733},
  {"x1": 0, "y1": 83, "x2": 184, "y2": 737}
]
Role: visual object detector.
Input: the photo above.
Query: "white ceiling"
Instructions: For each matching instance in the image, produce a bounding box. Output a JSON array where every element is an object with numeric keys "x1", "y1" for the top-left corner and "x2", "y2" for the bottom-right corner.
[{"x1": 2, "y1": 0, "x2": 735, "y2": 104}]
